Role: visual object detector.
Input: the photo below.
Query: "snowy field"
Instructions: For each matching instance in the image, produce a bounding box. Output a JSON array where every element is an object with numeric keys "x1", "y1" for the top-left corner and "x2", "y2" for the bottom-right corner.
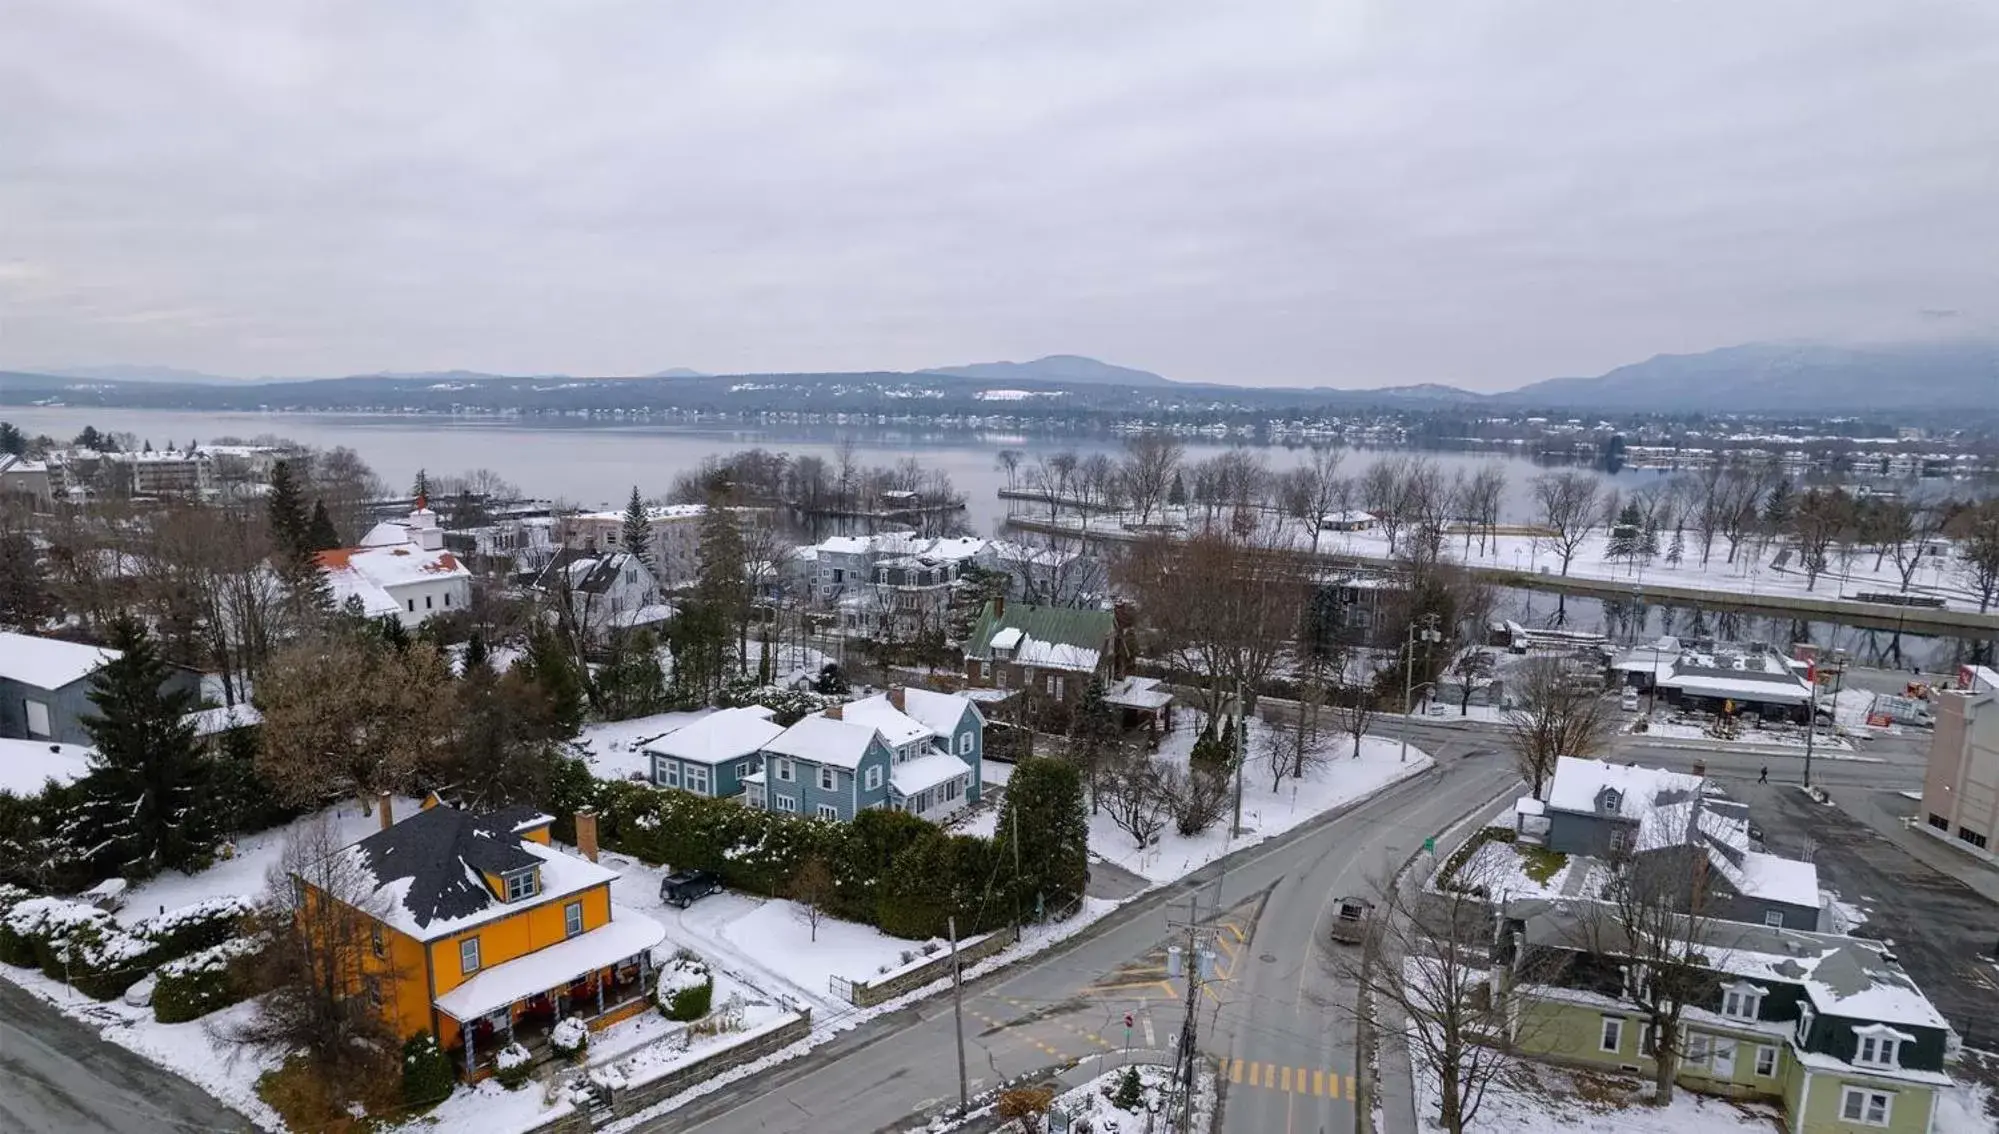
[
  {"x1": 576, "y1": 709, "x2": 713, "y2": 781},
  {"x1": 0, "y1": 736, "x2": 93, "y2": 796},
  {"x1": 1445, "y1": 838, "x2": 1575, "y2": 901}
]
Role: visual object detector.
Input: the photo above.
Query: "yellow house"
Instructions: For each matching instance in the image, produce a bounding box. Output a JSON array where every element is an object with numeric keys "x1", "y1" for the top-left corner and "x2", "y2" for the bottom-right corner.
[{"x1": 306, "y1": 797, "x2": 663, "y2": 1076}]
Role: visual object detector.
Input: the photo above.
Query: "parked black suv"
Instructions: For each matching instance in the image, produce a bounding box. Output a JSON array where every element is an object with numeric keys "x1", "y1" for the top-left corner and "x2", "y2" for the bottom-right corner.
[{"x1": 659, "y1": 869, "x2": 723, "y2": 909}]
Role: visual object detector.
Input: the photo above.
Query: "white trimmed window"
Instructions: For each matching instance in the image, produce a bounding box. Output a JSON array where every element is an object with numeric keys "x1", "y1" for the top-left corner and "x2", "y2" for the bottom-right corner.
[
  {"x1": 1599, "y1": 1016, "x2": 1623, "y2": 1053},
  {"x1": 503, "y1": 870, "x2": 537, "y2": 901},
  {"x1": 775, "y1": 794, "x2": 797, "y2": 813},
  {"x1": 1754, "y1": 1045, "x2": 1777, "y2": 1077},
  {"x1": 564, "y1": 900, "x2": 583, "y2": 938},
  {"x1": 24, "y1": 699, "x2": 51, "y2": 738},
  {"x1": 459, "y1": 937, "x2": 481, "y2": 974},
  {"x1": 1853, "y1": 1026, "x2": 1910, "y2": 1069},
  {"x1": 736, "y1": 761, "x2": 754, "y2": 780},
  {"x1": 1685, "y1": 1032, "x2": 1713, "y2": 1066},
  {"x1": 817, "y1": 804, "x2": 839, "y2": 821},
  {"x1": 959, "y1": 732, "x2": 973, "y2": 755},
  {"x1": 1764, "y1": 910, "x2": 1784, "y2": 927},
  {"x1": 684, "y1": 765, "x2": 710, "y2": 795},
  {"x1": 660, "y1": 761, "x2": 679, "y2": 787},
  {"x1": 1796, "y1": 1005, "x2": 1815, "y2": 1046},
  {"x1": 819, "y1": 766, "x2": 837, "y2": 791},
  {"x1": 865, "y1": 766, "x2": 883, "y2": 791},
  {"x1": 1721, "y1": 983, "x2": 1766, "y2": 1021},
  {"x1": 775, "y1": 758, "x2": 795, "y2": 782},
  {"x1": 1839, "y1": 1086, "x2": 1892, "y2": 1126},
  {"x1": 1710, "y1": 1036, "x2": 1737, "y2": 1076}
]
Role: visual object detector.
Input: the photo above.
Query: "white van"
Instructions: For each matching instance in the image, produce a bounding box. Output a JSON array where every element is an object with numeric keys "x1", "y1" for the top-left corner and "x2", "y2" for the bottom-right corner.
[{"x1": 1620, "y1": 687, "x2": 1641, "y2": 712}]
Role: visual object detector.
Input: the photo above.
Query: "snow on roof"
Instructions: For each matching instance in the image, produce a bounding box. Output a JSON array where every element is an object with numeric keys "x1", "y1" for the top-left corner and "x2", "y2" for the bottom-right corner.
[
  {"x1": 813, "y1": 536, "x2": 875, "y2": 556},
  {"x1": 359, "y1": 520, "x2": 410, "y2": 547},
  {"x1": 1544, "y1": 757, "x2": 1703, "y2": 821},
  {"x1": 0, "y1": 737, "x2": 94, "y2": 796},
  {"x1": 317, "y1": 543, "x2": 467, "y2": 610},
  {"x1": 891, "y1": 751, "x2": 972, "y2": 797},
  {"x1": 0, "y1": 631, "x2": 118, "y2": 690},
  {"x1": 434, "y1": 905, "x2": 665, "y2": 1021},
  {"x1": 899, "y1": 687, "x2": 979, "y2": 735},
  {"x1": 762, "y1": 713, "x2": 882, "y2": 769},
  {"x1": 1014, "y1": 636, "x2": 1101, "y2": 673},
  {"x1": 369, "y1": 838, "x2": 615, "y2": 942},
  {"x1": 989, "y1": 627, "x2": 1023, "y2": 651},
  {"x1": 1104, "y1": 676, "x2": 1173, "y2": 710},
  {"x1": 841, "y1": 694, "x2": 936, "y2": 747},
  {"x1": 644, "y1": 707, "x2": 784, "y2": 765},
  {"x1": 183, "y1": 704, "x2": 263, "y2": 738},
  {"x1": 1662, "y1": 671, "x2": 1811, "y2": 705},
  {"x1": 1732, "y1": 851, "x2": 1820, "y2": 909},
  {"x1": 1515, "y1": 795, "x2": 1547, "y2": 817}
]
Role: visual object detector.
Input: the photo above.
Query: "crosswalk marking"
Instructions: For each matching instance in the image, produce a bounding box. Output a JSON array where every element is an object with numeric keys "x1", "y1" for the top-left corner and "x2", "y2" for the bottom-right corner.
[{"x1": 1226, "y1": 1061, "x2": 1352, "y2": 1100}]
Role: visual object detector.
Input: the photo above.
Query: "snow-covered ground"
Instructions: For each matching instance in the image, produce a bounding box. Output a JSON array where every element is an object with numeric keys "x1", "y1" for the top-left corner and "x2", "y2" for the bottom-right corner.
[
  {"x1": 576, "y1": 710, "x2": 713, "y2": 782},
  {"x1": 605, "y1": 855, "x2": 938, "y2": 1016},
  {"x1": 1626, "y1": 713, "x2": 1866, "y2": 757},
  {"x1": 0, "y1": 736, "x2": 93, "y2": 796},
  {"x1": 1091, "y1": 713, "x2": 1434, "y2": 884},
  {"x1": 1446, "y1": 838, "x2": 1574, "y2": 901}
]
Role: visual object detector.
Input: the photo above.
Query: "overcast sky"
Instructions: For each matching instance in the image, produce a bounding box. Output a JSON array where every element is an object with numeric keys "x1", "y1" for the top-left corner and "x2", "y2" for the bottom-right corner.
[{"x1": 3, "y1": 1, "x2": 1996, "y2": 390}]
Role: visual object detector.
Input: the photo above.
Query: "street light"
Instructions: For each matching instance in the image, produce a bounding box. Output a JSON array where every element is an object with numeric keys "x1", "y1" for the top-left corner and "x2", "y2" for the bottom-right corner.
[{"x1": 1402, "y1": 613, "x2": 1442, "y2": 763}]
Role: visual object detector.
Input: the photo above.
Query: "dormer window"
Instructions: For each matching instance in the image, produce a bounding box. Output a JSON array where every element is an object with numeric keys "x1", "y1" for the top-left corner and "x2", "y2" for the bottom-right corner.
[
  {"x1": 1721, "y1": 983, "x2": 1767, "y2": 1021},
  {"x1": 502, "y1": 868, "x2": 539, "y2": 902},
  {"x1": 1853, "y1": 1024, "x2": 1913, "y2": 1069},
  {"x1": 1795, "y1": 1005, "x2": 1815, "y2": 1046}
]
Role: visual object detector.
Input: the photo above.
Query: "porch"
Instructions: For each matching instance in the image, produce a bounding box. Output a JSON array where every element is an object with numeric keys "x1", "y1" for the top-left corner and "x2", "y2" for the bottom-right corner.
[{"x1": 439, "y1": 910, "x2": 667, "y2": 1076}]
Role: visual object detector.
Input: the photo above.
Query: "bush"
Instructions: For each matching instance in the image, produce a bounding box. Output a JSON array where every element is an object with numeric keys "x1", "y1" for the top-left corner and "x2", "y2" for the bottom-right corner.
[
  {"x1": 656, "y1": 949, "x2": 713, "y2": 1021},
  {"x1": 550, "y1": 1016, "x2": 588, "y2": 1059},
  {"x1": 401, "y1": 1033, "x2": 455, "y2": 1109},
  {"x1": 2, "y1": 897, "x2": 153, "y2": 997},
  {"x1": 1437, "y1": 826, "x2": 1515, "y2": 894},
  {"x1": 492, "y1": 1043, "x2": 534, "y2": 1090},
  {"x1": 1112, "y1": 1066, "x2": 1143, "y2": 1111},
  {"x1": 133, "y1": 895, "x2": 258, "y2": 965},
  {"x1": 152, "y1": 934, "x2": 267, "y2": 1022}
]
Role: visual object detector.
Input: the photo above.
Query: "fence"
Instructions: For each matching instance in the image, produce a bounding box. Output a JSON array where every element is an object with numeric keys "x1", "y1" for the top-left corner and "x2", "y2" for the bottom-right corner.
[{"x1": 829, "y1": 925, "x2": 1020, "y2": 1007}]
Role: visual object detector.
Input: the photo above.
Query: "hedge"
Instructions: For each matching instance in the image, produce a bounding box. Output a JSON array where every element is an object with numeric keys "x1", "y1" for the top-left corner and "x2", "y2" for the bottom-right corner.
[
  {"x1": 1437, "y1": 826, "x2": 1516, "y2": 894},
  {"x1": 0, "y1": 893, "x2": 261, "y2": 1003},
  {"x1": 657, "y1": 951, "x2": 713, "y2": 1022},
  {"x1": 133, "y1": 896, "x2": 257, "y2": 966},
  {"x1": 153, "y1": 934, "x2": 268, "y2": 1023},
  {"x1": 402, "y1": 1033, "x2": 455, "y2": 1109}
]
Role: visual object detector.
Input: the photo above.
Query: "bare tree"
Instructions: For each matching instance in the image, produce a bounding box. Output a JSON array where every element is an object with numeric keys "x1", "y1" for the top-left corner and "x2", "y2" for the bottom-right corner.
[
  {"x1": 1339, "y1": 852, "x2": 1544, "y2": 1134},
  {"x1": 1572, "y1": 842, "x2": 1726, "y2": 1105},
  {"x1": 1461, "y1": 465, "x2": 1508, "y2": 556},
  {"x1": 1530, "y1": 471, "x2": 1601, "y2": 576},
  {"x1": 1359, "y1": 456, "x2": 1410, "y2": 556},
  {"x1": 256, "y1": 634, "x2": 456, "y2": 809},
  {"x1": 1120, "y1": 434, "x2": 1184, "y2": 528},
  {"x1": 995, "y1": 448, "x2": 1025, "y2": 493},
  {"x1": 1954, "y1": 498, "x2": 1999, "y2": 612},
  {"x1": 788, "y1": 855, "x2": 836, "y2": 943},
  {"x1": 1501, "y1": 655, "x2": 1615, "y2": 800},
  {"x1": 1102, "y1": 754, "x2": 1168, "y2": 849},
  {"x1": 1125, "y1": 530, "x2": 1301, "y2": 721},
  {"x1": 1277, "y1": 445, "x2": 1346, "y2": 557},
  {"x1": 222, "y1": 815, "x2": 402, "y2": 1093},
  {"x1": 1788, "y1": 487, "x2": 1850, "y2": 591},
  {"x1": 1331, "y1": 675, "x2": 1379, "y2": 758},
  {"x1": 1159, "y1": 762, "x2": 1232, "y2": 837},
  {"x1": 1259, "y1": 675, "x2": 1331, "y2": 790}
]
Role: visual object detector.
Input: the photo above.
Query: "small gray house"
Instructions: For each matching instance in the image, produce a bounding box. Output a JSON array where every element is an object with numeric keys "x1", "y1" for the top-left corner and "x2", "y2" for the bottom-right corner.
[
  {"x1": 748, "y1": 688, "x2": 983, "y2": 823},
  {"x1": 644, "y1": 706, "x2": 785, "y2": 801},
  {"x1": 0, "y1": 631, "x2": 201, "y2": 747},
  {"x1": 1521, "y1": 756, "x2": 1824, "y2": 931}
]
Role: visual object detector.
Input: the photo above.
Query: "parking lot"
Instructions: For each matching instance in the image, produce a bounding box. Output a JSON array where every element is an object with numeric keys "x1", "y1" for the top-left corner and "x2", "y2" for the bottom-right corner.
[{"x1": 1741, "y1": 781, "x2": 1999, "y2": 1050}]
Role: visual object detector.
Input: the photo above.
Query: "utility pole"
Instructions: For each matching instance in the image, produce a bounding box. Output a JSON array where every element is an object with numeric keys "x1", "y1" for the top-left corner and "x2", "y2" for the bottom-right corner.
[
  {"x1": 1166, "y1": 897, "x2": 1220, "y2": 1130},
  {"x1": 949, "y1": 916, "x2": 968, "y2": 1113},
  {"x1": 1401, "y1": 613, "x2": 1440, "y2": 763},
  {"x1": 1802, "y1": 661, "x2": 1819, "y2": 789},
  {"x1": 1230, "y1": 678, "x2": 1246, "y2": 837}
]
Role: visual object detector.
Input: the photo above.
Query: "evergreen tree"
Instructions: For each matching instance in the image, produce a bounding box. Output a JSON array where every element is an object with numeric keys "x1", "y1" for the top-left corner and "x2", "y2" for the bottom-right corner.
[
  {"x1": 692, "y1": 494, "x2": 749, "y2": 680},
  {"x1": 521, "y1": 625, "x2": 587, "y2": 737},
  {"x1": 621, "y1": 487, "x2": 655, "y2": 572},
  {"x1": 75, "y1": 425, "x2": 107, "y2": 450},
  {"x1": 993, "y1": 756, "x2": 1089, "y2": 920},
  {"x1": 1606, "y1": 502, "x2": 1643, "y2": 564},
  {"x1": 462, "y1": 631, "x2": 491, "y2": 676},
  {"x1": 411, "y1": 468, "x2": 432, "y2": 502},
  {"x1": 450, "y1": 661, "x2": 566, "y2": 808},
  {"x1": 375, "y1": 615, "x2": 412, "y2": 654},
  {"x1": 266, "y1": 459, "x2": 310, "y2": 558},
  {"x1": 1666, "y1": 524, "x2": 1686, "y2": 567},
  {"x1": 0, "y1": 421, "x2": 26, "y2": 456},
  {"x1": 0, "y1": 528, "x2": 55, "y2": 631},
  {"x1": 67, "y1": 619, "x2": 211, "y2": 877},
  {"x1": 305, "y1": 499, "x2": 341, "y2": 551},
  {"x1": 1763, "y1": 477, "x2": 1795, "y2": 527},
  {"x1": 1167, "y1": 471, "x2": 1187, "y2": 508}
]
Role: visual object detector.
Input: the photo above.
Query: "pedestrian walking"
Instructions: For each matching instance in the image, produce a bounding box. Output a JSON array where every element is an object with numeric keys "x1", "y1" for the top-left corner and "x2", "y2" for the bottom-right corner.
[{"x1": 1759, "y1": 765, "x2": 1769, "y2": 784}]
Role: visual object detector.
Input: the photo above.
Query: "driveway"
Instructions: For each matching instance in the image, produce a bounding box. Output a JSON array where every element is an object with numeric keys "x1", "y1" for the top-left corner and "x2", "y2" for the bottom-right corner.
[{"x1": 1739, "y1": 780, "x2": 1999, "y2": 1049}]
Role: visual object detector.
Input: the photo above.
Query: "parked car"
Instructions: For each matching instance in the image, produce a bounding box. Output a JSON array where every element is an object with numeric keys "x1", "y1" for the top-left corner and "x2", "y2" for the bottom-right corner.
[
  {"x1": 1620, "y1": 688, "x2": 1640, "y2": 712},
  {"x1": 659, "y1": 869, "x2": 723, "y2": 909}
]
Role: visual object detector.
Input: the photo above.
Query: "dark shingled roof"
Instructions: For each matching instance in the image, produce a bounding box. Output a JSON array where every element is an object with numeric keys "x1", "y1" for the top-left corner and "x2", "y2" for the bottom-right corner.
[{"x1": 351, "y1": 804, "x2": 549, "y2": 930}]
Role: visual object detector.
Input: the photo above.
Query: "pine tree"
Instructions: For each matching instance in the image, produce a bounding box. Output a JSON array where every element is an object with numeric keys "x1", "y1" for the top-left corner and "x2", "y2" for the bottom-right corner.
[
  {"x1": 0, "y1": 421, "x2": 25, "y2": 456},
  {"x1": 621, "y1": 487, "x2": 655, "y2": 572},
  {"x1": 0, "y1": 528, "x2": 55, "y2": 631},
  {"x1": 521, "y1": 625, "x2": 587, "y2": 737},
  {"x1": 1167, "y1": 471, "x2": 1187, "y2": 508},
  {"x1": 462, "y1": 632, "x2": 491, "y2": 676},
  {"x1": 411, "y1": 468, "x2": 431, "y2": 502},
  {"x1": 1763, "y1": 477, "x2": 1795, "y2": 527},
  {"x1": 266, "y1": 460, "x2": 310, "y2": 558},
  {"x1": 306, "y1": 500, "x2": 341, "y2": 551},
  {"x1": 693, "y1": 495, "x2": 749, "y2": 679},
  {"x1": 1606, "y1": 502, "x2": 1643, "y2": 564},
  {"x1": 993, "y1": 757, "x2": 1089, "y2": 919},
  {"x1": 375, "y1": 615, "x2": 412, "y2": 653},
  {"x1": 68, "y1": 619, "x2": 210, "y2": 877},
  {"x1": 1666, "y1": 524, "x2": 1686, "y2": 567}
]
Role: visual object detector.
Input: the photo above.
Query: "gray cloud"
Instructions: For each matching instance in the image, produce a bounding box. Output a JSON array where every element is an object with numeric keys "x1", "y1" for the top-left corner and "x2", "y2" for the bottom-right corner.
[{"x1": 2, "y1": 0, "x2": 1996, "y2": 390}]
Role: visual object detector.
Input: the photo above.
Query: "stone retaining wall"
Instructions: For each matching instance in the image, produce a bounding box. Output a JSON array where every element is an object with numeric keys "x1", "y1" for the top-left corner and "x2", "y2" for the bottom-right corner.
[{"x1": 841, "y1": 925, "x2": 1019, "y2": 1007}]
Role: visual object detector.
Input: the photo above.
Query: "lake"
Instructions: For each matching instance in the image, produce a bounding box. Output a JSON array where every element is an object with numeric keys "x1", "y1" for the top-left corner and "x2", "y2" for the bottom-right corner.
[{"x1": 0, "y1": 406, "x2": 1638, "y2": 534}]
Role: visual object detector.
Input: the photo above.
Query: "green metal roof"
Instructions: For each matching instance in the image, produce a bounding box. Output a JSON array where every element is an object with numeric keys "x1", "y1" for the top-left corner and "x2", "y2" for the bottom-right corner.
[{"x1": 964, "y1": 600, "x2": 1114, "y2": 660}]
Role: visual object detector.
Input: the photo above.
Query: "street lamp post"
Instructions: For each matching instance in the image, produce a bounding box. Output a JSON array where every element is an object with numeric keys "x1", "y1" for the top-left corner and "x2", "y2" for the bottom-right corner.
[{"x1": 1402, "y1": 613, "x2": 1442, "y2": 763}]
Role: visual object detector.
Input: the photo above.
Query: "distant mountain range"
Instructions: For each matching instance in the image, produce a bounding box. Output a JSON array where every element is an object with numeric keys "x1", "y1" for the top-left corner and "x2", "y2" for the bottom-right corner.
[
  {"x1": 6, "y1": 340, "x2": 1993, "y2": 416},
  {"x1": 923, "y1": 354, "x2": 1175, "y2": 388}
]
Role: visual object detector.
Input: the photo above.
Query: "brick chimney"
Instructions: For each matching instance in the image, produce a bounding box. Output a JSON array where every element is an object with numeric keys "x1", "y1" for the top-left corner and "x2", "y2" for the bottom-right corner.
[
  {"x1": 575, "y1": 810, "x2": 600, "y2": 863},
  {"x1": 888, "y1": 686, "x2": 906, "y2": 712},
  {"x1": 377, "y1": 791, "x2": 394, "y2": 831},
  {"x1": 825, "y1": 703, "x2": 843, "y2": 720}
]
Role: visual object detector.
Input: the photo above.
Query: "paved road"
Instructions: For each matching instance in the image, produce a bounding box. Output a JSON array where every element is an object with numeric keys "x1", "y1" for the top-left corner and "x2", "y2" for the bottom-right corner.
[
  {"x1": 0, "y1": 980, "x2": 253, "y2": 1134},
  {"x1": 645, "y1": 738, "x2": 1520, "y2": 1134}
]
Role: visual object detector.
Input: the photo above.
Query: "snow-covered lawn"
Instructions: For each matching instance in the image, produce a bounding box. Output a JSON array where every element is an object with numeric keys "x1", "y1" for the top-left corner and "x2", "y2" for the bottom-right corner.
[
  {"x1": 1095, "y1": 714, "x2": 1434, "y2": 884},
  {"x1": 0, "y1": 736, "x2": 93, "y2": 796},
  {"x1": 1445, "y1": 838, "x2": 1574, "y2": 901},
  {"x1": 576, "y1": 710, "x2": 713, "y2": 782}
]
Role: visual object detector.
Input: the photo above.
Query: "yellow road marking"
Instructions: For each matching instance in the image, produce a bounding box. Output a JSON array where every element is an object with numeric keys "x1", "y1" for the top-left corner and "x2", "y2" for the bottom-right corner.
[
  {"x1": 1225, "y1": 922, "x2": 1246, "y2": 943},
  {"x1": 1312, "y1": 1069, "x2": 1325, "y2": 1096},
  {"x1": 1280, "y1": 1066, "x2": 1292, "y2": 1092},
  {"x1": 1248, "y1": 1062, "x2": 1261, "y2": 1087},
  {"x1": 1230, "y1": 1059, "x2": 1243, "y2": 1083},
  {"x1": 1347, "y1": 1075, "x2": 1357, "y2": 1099},
  {"x1": 1227, "y1": 1065, "x2": 1354, "y2": 1100}
]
